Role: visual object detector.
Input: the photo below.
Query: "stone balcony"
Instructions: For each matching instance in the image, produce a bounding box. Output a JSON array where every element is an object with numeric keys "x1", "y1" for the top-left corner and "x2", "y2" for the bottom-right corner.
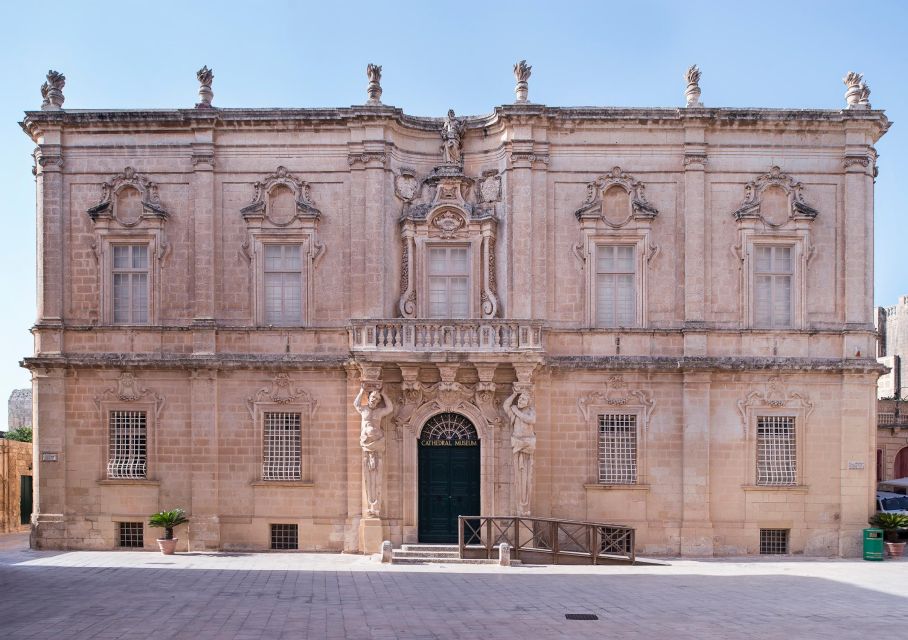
[{"x1": 349, "y1": 319, "x2": 544, "y2": 354}]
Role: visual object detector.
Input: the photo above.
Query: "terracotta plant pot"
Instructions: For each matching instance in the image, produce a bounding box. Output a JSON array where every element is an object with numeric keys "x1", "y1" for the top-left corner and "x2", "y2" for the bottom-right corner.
[
  {"x1": 884, "y1": 541, "x2": 906, "y2": 558},
  {"x1": 157, "y1": 538, "x2": 178, "y2": 555}
]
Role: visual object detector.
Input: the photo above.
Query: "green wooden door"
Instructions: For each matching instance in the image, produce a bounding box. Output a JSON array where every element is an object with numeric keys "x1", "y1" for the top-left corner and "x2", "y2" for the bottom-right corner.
[
  {"x1": 20, "y1": 475, "x2": 32, "y2": 526},
  {"x1": 418, "y1": 413, "x2": 480, "y2": 543}
]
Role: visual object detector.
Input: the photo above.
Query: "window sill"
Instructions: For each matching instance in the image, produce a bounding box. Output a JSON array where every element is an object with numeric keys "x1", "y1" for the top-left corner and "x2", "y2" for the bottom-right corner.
[
  {"x1": 250, "y1": 480, "x2": 314, "y2": 488},
  {"x1": 584, "y1": 483, "x2": 650, "y2": 491},
  {"x1": 98, "y1": 479, "x2": 160, "y2": 486},
  {"x1": 741, "y1": 484, "x2": 808, "y2": 493}
]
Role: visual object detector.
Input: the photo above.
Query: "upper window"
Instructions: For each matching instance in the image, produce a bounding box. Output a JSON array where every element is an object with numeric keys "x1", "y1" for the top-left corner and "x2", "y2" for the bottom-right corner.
[
  {"x1": 598, "y1": 413, "x2": 637, "y2": 484},
  {"x1": 595, "y1": 245, "x2": 636, "y2": 327},
  {"x1": 107, "y1": 410, "x2": 147, "y2": 479},
  {"x1": 111, "y1": 244, "x2": 149, "y2": 324},
  {"x1": 263, "y1": 244, "x2": 303, "y2": 326},
  {"x1": 756, "y1": 415, "x2": 796, "y2": 486},
  {"x1": 753, "y1": 245, "x2": 792, "y2": 328},
  {"x1": 428, "y1": 246, "x2": 470, "y2": 318}
]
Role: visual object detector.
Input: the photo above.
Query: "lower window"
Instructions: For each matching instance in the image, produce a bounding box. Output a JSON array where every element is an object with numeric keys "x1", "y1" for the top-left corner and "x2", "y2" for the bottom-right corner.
[
  {"x1": 756, "y1": 416, "x2": 796, "y2": 486},
  {"x1": 598, "y1": 414, "x2": 638, "y2": 484},
  {"x1": 118, "y1": 522, "x2": 144, "y2": 548},
  {"x1": 759, "y1": 528, "x2": 789, "y2": 555},
  {"x1": 262, "y1": 412, "x2": 302, "y2": 480},
  {"x1": 108, "y1": 410, "x2": 148, "y2": 479},
  {"x1": 271, "y1": 523, "x2": 299, "y2": 550}
]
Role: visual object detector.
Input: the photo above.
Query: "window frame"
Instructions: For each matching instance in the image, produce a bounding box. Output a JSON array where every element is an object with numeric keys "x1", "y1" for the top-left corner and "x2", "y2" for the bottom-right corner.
[
  {"x1": 584, "y1": 235, "x2": 649, "y2": 329},
  {"x1": 597, "y1": 413, "x2": 639, "y2": 485},
  {"x1": 110, "y1": 243, "x2": 151, "y2": 325},
  {"x1": 100, "y1": 235, "x2": 160, "y2": 326},
  {"x1": 261, "y1": 410, "x2": 303, "y2": 481},
  {"x1": 743, "y1": 408, "x2": 806, "y2": 489},
  {"x1": 416, "y1": 239, "x2": 479, "y2": 319},
  {"x1": 252, "y1": 233, "x2": 313, "y2": 327},
  {"x1": 739, "y1": 232, "x2": 809, "y2": 331},
  {"x1": 754, "y1": 414, "x2": 798, "y2": 486},
  {"x1": 97, "y1": 401, "x2": 158, "y2": 482},
  {"x1": 261, "y1": 242, "x2": 305, "y2": 327},
  {"x1": 251, "y1": 400, "x2": 313, "y2": 484},
  {"x1": 425, "y1": 243, "x2": 473, "y2": 319}
]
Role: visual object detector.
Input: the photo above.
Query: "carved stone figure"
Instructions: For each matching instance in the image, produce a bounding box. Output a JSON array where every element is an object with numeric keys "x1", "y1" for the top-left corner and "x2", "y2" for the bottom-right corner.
[
  {"x1": 504, "y1": 389, "x2": 536, "y2": 516},
  {"x1": 441, "y1": 109, "x2": 466, "y2": 165},
  {"x1": 366, "y1": 63, "x2": 382, "y2": 105},
  {"x1": 684, "y1": 65, "x2": 702, "y2": 107},
  {"x1": 41, "y1": 70, "x2": 65, "y2": 111},
  {"x1": 514, "y1": 60, "x2": 532, "y2": 103},
  {"x1": 354, "y1": 387, "x2": 394, "y2": 517},
  {"x1": 843, "y1": 71, "x2": 867, "y2": 109},
  {"x1": 196, "y1": 66, "x2": 214, "y2": 108}
]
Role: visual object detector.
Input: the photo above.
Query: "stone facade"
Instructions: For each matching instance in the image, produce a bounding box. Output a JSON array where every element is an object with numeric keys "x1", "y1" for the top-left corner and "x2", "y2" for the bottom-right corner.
[
  {"x1": 0, "y1": 439, "x2": 32, "y2": 533},
  {"x1": 7, "y1": 388, "x2": 32, "y2": 430},
  {"x1": 876, "y1": 295, "x2": 908, "y2": 398},
  {"x1": 876, "y1": 398, "x2": 908, "y2": 481},
  {"x1": 21, "y1": 67, "x2": 889, "y2": 556}
]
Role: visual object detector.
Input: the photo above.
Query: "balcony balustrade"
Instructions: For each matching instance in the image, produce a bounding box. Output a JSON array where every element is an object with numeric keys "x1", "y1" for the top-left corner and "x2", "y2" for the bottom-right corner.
[{"x1": 349, "y1": 319, "x2": 543, "y2": 352}]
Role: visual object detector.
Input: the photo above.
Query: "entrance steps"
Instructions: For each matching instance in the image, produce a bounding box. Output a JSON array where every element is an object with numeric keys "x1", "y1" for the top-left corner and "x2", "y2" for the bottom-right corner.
[{"x1": 390, "y1": 544, "x2": 508, "y2": 565}]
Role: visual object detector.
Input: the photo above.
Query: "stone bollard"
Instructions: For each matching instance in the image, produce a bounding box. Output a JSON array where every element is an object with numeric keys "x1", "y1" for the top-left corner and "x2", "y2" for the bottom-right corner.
[
  {"x1": 498, "y1": 542, "x2": 511, "y2": 567},
  {"x1": 381, "y1": 540, "x2": 392, "y2": 563}
]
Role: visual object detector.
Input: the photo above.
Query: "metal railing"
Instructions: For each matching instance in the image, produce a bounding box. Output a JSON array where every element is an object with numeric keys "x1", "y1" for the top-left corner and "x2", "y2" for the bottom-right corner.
[
  {"x1": 349, "y1": 320, "x2": 544, "y2": 352},
  {"x1": 458, "y1": 515, "x2": 635, "y2": 565}
]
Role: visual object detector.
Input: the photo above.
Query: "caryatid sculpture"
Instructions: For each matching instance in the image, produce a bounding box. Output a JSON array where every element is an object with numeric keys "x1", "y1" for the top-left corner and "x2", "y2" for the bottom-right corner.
[
  {"x1": 441, "y1": 109, "x2": 466, "y2": 165},
  {"x1": 354, "y1": 386, "x2": 394, "y2": 517},
  {"x1": 504, "y1": 388, "x2": 537, "y2": 516}
]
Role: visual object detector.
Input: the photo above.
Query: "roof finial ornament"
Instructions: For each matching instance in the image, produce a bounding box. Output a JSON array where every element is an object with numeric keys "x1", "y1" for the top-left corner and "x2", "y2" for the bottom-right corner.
[
  {"x1": 843, "y1": 71, "x2": 869, "y2": 110},
  {"x1": 196, "y1": 66, "x2": 214, "y2": 109},
  {"x1": 40, "y1": 70, "x2": 65, "y2": 111},
  {"x1": 514, "y1": 60, "x2": 532, "y2": 103},
  {"x1": 366, "y1": 63, "x2": 383, "y2": 105},
  {"x1": 684, "y1": 65, "x2": 702, "y2": 107}
]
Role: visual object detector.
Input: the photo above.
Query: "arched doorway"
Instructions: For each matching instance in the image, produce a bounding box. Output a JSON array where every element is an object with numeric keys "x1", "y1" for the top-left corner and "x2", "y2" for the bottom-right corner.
[
  {"x1": 895, "y1": 446, "x2": 908, "y2": 479},
  {"x1": 418, "y1": 413, "x2": 480, "y2": 543}
]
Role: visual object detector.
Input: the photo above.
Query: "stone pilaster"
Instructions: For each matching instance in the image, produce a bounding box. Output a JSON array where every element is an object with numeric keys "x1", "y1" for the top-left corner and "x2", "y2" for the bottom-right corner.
[
  {"x1": 189, "y1": 117, "x2": 217, "y2": 351},
  {"x1": 348, "y1": 137, "x2": 389, "y2": 318},
  {"x1": 682, "y1": 121, "x2": 707, "y2": 327},
  {"x1": 507, "y1": 139, "x2": 537, "y2": 318},
  {"x1": 34, "y1": 133, "x2": 65, "y2": 353},
  {"x1": 188, "y1": 369, "x2": 219, "y2": 550},
  {"x1": 842, "y1": 126, "x2": 875, "y2": 327},
  {"x1": 30, "y1": 367, "x2": 66, "y2": 549},
  {"x1": 680, "y1": 371, "x2": 713, "y2": 555}
]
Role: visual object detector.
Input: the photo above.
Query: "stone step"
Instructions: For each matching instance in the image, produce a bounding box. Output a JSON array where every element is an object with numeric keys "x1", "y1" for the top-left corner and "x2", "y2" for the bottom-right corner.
[
  {"x1": 400, "y1": 544, "x2": 459, "y2": 552},
  {"x1": 391, "y1": 556, "x2": 503, "y2": 565},
  {"x1": 392, "y1": 550, "x2": 460, "y2": 559}
]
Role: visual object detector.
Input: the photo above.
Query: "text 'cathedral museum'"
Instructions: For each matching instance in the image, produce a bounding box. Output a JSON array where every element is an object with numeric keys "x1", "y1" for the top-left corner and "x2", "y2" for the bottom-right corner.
[{"x1": 21, "y1": 63, "x2": 889, "y2": 557}]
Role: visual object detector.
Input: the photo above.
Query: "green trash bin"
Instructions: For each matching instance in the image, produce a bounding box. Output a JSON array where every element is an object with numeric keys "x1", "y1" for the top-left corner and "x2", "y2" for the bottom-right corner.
[{"x1": 864, "y1": 528, "x2": 884, "y2": 561}]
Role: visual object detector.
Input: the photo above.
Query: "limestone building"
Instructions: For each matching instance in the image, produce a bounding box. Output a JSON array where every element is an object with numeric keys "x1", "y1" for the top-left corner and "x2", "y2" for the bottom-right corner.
[
  {"x1": 7, "y1": 388, "x2": 32, "y2": 430},
  {"x1": 21, "y1": 65, "x2": 888, "y2": 556}
]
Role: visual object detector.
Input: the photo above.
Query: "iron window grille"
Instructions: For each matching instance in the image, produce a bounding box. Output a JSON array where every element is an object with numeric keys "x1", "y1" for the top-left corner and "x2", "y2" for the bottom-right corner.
[
  {"x1": 118, "y1": 522, "x2": 144, "y2": 548},
  {"x1": 108, "y1": 410, "x2": 147, "y2": 479},
  {"x1": 756, "y1": 416, "x2": 796, "y2": 486},
  {"x1": 271, "y1": 523, "x2": 299, "y2": 550},
  {"x1": 598, "y1": 414, "x2": 637, "y2": 484},
  {"x1": 759, "y1": 528, "x2": 789, "y2": 555},
  {"x1": 262, "y1": 412, "x2": 302, "y2": 480}
]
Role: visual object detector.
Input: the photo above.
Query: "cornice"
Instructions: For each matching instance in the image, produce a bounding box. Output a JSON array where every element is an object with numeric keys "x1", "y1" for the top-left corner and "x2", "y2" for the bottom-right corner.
[
  {"x1": 20, "y1": 105, "x2": 891, "y2": 143},
  {"x1": 546, "y1": 355, "x2": 886, "y2": 374}
]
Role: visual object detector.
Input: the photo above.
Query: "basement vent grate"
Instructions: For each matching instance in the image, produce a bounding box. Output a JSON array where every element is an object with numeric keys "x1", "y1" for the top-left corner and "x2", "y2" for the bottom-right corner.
[{"x1": 565, "y1": 614, "x2": 599, "y2": 620}]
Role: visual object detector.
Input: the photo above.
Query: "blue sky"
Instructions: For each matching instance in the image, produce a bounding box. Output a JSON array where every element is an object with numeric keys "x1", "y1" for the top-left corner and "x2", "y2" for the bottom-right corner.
[{"x1": 0, "y1": 0, "x2": 906, "y2": 428}]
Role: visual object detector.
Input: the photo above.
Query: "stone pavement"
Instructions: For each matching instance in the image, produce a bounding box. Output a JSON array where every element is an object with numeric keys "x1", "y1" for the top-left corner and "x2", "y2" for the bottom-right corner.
[{"x1": 0, "y1": 533, "x2": 907, "y2": 639}]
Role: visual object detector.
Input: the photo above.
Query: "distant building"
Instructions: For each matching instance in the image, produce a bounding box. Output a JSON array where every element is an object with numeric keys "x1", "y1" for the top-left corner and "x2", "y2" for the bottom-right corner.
[
  {"x1": 7, "y1": 389, "x2": 31, "y2": 430},
  {"x1": 876, "y1": 295, "x2": 908, "y2": 398},
  {"x1": 876, "y1": 398, "x2": 908, "y2": 481}
]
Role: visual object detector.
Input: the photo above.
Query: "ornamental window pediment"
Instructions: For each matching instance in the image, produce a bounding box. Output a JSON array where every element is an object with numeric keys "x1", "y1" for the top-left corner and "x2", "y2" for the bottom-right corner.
[
  {"x1": 574, "y1": 166, "x2": 659, "y2": 229},
  {"x1": 731, "y1": 166, "x2": 818, "y2": 228},
  {"x1": 396, "y1": 167, "x2": 500, "y2": 319}
]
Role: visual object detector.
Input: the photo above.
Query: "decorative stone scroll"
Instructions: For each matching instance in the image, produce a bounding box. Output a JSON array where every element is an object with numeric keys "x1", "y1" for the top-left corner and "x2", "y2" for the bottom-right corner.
[
  {"x1": 240, "y1": 166, "x2": 321, "y2": 228},
  {"x1": 396, "y1": 164, "x2": 499, "y2": 319},
  {"x1": 736, "y1": 376, "x2": 814, "y2": 437},
  {"x1": 245, "y1": 373, "x2": 318, "y2": 419},
  {"x1": 731, "y1": 166, "x2": 818, "y2": 227},
  {"x1": 574, "y1": 166, "x2": 659, "y2": 228},
  {"x1": 94, "y1": 372, "x2": 165, "y2": 419},
  {"x1": 87, "y1": 167, "x2": 168, "y2": 228},
  {"x1": 577, "y1": 376, "x2": 655, "y2": 428}
]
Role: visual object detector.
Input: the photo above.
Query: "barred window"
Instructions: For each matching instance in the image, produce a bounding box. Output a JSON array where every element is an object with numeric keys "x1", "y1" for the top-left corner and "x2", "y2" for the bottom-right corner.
[
  {"x1": 118, "y1": 522, "x2": 144, "y2": 548},
  {"x1": 598, "y1": 414, "x2": 637, "y2": 484},
  {"x1": 112, "y1": 244, "x2": 149, "y2": 324},
  {"x1": 596, "y1": 245, "x2": 636, "y2": 327},
  {"x1": 271, "y1": 523, "x2": 299, "y2": 550},
  {"x1": 264, "y1": 244, "x2": 302, "y2": 325},
  {"x1": 756, "y1": 416, "x2": 796, "y2": 486},
  {"x1": 754, "y1": 245, "x2": 792, "y2": 328},
  {"x1": 108, "y1": 411, "x2": 147, "y2": 479},
  {"x1": 263, "y1": 412, "x2": 301, "y2": 480},
  {"x1": 759, "y1": 528, "x2": 789, "y2": 554}
]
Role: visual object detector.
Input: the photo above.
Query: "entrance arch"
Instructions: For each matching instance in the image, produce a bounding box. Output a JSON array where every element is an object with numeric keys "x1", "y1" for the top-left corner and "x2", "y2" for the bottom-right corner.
[
  {"x1": 895, "y1": 446, "x2": 908, "y2": 479},
  {"x1": 418, "y1": 413, "x2": 480, "y2": 542}
]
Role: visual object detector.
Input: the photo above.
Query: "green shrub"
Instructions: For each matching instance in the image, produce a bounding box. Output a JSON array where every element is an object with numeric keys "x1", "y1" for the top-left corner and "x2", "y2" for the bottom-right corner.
[
  {"x1": 869, "y1": 512, "x2": 908, "y2": 542},
  {"x1": 4, "y1": 426, "x2": 32, "y2": 442}
]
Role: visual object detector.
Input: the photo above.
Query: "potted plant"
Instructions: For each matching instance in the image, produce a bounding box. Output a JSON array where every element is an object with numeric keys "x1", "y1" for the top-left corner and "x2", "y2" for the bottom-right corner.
[
  {"x1": 868, "y1": 512, "x2": 908, "y2": 558},
  {"x1": 148, "y1": 508, "x2": 189, "y2": 555}
]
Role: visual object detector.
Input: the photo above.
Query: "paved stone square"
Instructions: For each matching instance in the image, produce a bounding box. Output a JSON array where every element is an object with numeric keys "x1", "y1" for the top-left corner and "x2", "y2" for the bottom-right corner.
[{"x1": 1, "y1": 533, "x2": 907, "y2": 639}]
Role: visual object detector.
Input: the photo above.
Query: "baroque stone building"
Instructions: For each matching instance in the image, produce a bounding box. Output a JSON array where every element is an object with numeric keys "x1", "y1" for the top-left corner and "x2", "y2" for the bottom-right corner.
[
  {"x1": 22, "y1": 66, "x2": 888, "y2": 556},
  {"x1": 7, "y1": 388, "x2": 32, "y2": 430}
]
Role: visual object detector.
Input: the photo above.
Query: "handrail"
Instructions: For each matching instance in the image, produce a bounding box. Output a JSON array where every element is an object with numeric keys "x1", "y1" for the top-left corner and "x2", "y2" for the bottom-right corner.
[
  {"x1": 349, "y1": 319, "x2": 544, "y2": 352},
  {"x1": 457, "y1": 515, "x2": 635, "y2": 564}
]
